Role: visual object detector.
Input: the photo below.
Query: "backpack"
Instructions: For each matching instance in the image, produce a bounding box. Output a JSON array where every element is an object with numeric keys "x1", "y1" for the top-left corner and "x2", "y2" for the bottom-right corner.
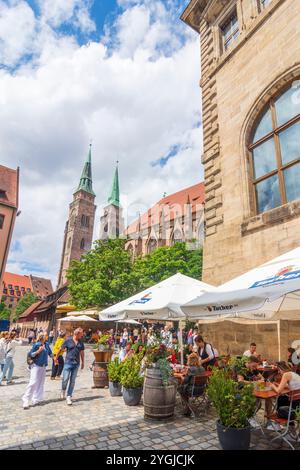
[{"x1": 27, "y1": 351, "x2": 35, "y2": 366}]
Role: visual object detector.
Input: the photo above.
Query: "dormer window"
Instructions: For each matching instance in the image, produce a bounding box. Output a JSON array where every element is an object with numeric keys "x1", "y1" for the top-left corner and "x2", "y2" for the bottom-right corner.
[
  {"x1": 221, "y1": 10, "x2": 239, "y2": 52},
  {"x1": 0, "y1": 190, "x2": 7, "y2": 199}
]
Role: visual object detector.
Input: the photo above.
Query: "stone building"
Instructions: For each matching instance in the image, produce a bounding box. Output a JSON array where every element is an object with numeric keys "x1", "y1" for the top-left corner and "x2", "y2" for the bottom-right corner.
[
  {"x1": 0, "y1": 165, "x2": 19, "y2": 286},
  {"x1": 181, "y1": 0, "x2": 300, "y2": 285},
  {"x1": 1, "y1": 272, "x2": 53, "y2": 310},
  {"x1": 99, "y1": 164, "x2": 124, "y2": 240},
  {"x1": 124, "y1": 182, "x2": 205, "y2": 257},
  {"x1": 57, "y1": 146, "x2": 97, "y2": 288}
]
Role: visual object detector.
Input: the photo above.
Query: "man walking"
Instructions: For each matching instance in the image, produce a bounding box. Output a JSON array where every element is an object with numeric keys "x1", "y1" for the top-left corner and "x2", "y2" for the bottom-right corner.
[{"x1": 54, "y1": 328, "x2": 84, "y2": 406}]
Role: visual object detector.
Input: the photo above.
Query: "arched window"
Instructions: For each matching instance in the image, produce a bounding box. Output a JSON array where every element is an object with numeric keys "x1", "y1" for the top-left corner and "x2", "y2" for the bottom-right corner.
[
  {"x1": 67, "y1": 238, "x2": 72, "y2": 249},
  {"x1": 80, "y1": 238, "x2": 85, "y2": 250},
  {"x1": 249, "y1": 81, "x2": 300, "y2": 214},
  {"x1": 147, "y1": 238, "x2": 157, "y2": 254},
  {"x1": 172, "y1": 229, "x2": 183, "y2": 245}
]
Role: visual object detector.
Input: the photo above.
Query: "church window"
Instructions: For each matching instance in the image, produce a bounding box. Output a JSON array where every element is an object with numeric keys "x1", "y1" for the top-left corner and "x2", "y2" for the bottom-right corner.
[
  {"x1": 0, "y1": 214, "x2": 4, "y2": 229},
  {"x1": 80, "y1": 238, "x2": 85, "y2": 250},
  {"x1": 67, "y1": 238, "x2": 72, "y2": 249},
  {"x1": 249, "y1": 81, "x2": 300, "y2": 214},
  {"x1": 220, "y1": 9, "x2": 239, "y2": 52},
  {"x1": 147, "y1": 238, "x2": 157, "y2": 254}
]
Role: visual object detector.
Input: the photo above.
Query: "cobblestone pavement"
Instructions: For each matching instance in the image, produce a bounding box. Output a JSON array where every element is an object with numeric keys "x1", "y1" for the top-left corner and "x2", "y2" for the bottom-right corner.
[{"x1": 0, "y1": 344, "x2": 299, "y2": 450}]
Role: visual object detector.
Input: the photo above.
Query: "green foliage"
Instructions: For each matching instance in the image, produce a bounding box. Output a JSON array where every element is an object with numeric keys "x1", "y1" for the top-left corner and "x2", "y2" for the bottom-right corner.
[
  {"x1": 295, "y1": 407, "x2": 300, "y2": 423},
  {"x1": 67, "y1": 239, "x2": 203, "y2": 309},
  {"x1": 14, "y1": 292, "x2": 38, "y2": 320},
  {"x1": 207, "y1": 368, "x2": 256, "y2": 429},
  {"x1": 107, "y1": 358, "x2": 123, "y2": 383},
  {"x1": 228, "y1": 356, "x2": 249, "y2": 378},
  {"x1": 144, "y1": 340, "x2": 173, "y2": 386},
  {"x1": 120, "y1": 354, "x2": 144, "y2": 389},
  {"x1": 67, "y1": 239, "x2": 136, "y2": 309},
  {"x1": 132, "y1": 242, "x2": 202, "y2": 289},
  {"x1": 0, "y1": 302, "x2": 11, "y2": 320}
]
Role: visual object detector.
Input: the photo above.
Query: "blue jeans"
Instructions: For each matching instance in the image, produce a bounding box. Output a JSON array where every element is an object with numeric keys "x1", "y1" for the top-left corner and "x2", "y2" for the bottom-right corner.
[
  {"x1": 62, "y1": 364, "x2": 79, "y2": 397},
  {"x1": 0, "y1": 357, "x2": 14, "y2": 384}
]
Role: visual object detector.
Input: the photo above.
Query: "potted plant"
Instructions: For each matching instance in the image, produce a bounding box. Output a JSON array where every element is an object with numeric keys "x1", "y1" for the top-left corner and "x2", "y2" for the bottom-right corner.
[
  {"x1": 108, "y1": 357, "x2": 123, "y2": 396},
  {"x1": 120, "y1": 354, "x2": 144, "y2": 406},
  {"x1": 142, "y1": 338, "x2": 177, "y2": 419},
  {"x1": 93, "y1": 334, "x2": 114, "y2": 363},
  {"x1": 207, "y1": 368, "x2": 256, "y2": 450}
]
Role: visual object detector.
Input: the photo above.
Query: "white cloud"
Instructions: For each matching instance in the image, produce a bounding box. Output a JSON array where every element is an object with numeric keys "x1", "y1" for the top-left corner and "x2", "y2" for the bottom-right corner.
[
  {"x1": 38, "y1": 0, "x2": 95, "y2": 32},
  {"x1": 0, "y1": 0, "x2": 37, "y2": 66},
  {"x1": 1, "y1": 0, "x2": 202, "y2": 284}
]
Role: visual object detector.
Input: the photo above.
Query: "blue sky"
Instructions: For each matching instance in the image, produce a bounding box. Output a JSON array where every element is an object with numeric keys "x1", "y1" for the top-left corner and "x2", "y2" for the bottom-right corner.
[{"x1": 0, "y1": 0, "x2": 202, "y2": 284}]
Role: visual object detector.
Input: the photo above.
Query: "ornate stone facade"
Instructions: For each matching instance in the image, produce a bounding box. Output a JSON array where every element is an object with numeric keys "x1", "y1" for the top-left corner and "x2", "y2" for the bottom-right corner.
[
  {"x1": 57, "y1": 147, "x2": 96, "y2": 288},
  {"x1": 182, "y1": 0, "x2": 300, "y2": 285},
  {"x1": 124, "y1": 183, "x2": 205, "y2": 257}
]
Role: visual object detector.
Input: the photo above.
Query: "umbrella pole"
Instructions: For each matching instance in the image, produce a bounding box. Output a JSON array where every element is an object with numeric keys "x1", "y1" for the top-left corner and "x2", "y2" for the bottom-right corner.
[
  {"x1": 179, "y1": 321, "x2": 184, "y2": 365},
  {"x1": 277, "y1": 320, "x2": 281, "y2": 361}
]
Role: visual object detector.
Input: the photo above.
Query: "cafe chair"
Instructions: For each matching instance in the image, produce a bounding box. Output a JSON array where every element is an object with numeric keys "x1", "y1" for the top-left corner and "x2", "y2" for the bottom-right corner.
[
  {"x1": 268, "y1": 388, "x2": 300, "y2": 450},
  {"x1": 183, "y1": 375, "x2": 210, "y2": 419}
]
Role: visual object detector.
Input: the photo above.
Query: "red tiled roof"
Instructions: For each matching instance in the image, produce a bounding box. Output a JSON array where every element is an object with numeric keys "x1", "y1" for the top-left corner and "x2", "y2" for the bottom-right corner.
[
  {"x1": 2, "y1": 272, "x2": 32, "y2": 290},
  {"x1": 30, "y1": 275, "x2": 53, "y2": 298},
  {"x1": 125, "y1": 182, "x2": 205, "y2": 235},
  {"x1": 0, "y1": 165, "x2": 19, "y2": 208}
]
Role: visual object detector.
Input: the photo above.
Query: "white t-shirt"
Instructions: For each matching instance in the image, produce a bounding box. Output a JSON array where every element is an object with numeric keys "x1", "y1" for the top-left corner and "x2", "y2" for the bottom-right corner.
[
  {"x1": 243, "y1": 350, "x2": 258, "y2": 357},
  {"x1": 4, "y1": 339, "x2": 23, "y2": 358}
]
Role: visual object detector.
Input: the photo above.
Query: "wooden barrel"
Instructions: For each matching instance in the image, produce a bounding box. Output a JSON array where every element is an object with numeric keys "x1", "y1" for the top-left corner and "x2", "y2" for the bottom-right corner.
[
  {"x1": 143, "y1": 367, "x2": 177, "y2": 419},
  {"x1": 93, "y1": 362, "x2": 109, "y2": 388}
]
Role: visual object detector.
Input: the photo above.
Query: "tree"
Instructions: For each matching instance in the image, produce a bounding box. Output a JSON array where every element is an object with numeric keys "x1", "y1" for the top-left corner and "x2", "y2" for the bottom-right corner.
[
  {"x1": 67, "y1": 239, "x2": 136, "y2": 309},
  {"x1": 67, "y1": 239, "x2": 203, "y2": 309},
  {"x1": 132, "y1": 242, "x2": 203, "y2": 290},
  {"x1": 0, "y1": 302, "x2": 11, "y2": 320},
  {"x1": 14, "y1": 292, "x2": 39, "y2": 320}
]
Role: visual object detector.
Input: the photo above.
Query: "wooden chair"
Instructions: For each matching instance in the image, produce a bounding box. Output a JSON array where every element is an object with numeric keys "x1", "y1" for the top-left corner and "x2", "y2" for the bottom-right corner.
[{"x1": 268, "y1": 388, "x2": 300, "y2": 450}]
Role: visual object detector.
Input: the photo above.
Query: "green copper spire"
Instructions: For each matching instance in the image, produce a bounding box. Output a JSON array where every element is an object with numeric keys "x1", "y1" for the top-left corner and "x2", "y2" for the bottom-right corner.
[
  {"x1": 75, "y1": 144, "x2": 96, "y2": 196},
  {"x1": 108, "y1": 162, "x2": 120, "y2": 207}
]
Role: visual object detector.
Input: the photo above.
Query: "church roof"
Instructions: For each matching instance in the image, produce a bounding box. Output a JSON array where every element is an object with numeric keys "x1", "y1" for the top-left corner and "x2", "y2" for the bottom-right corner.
[
  {"x1": 125, "y1": 182, "x2": 205, "y2": 236},
  {"x1": 108, "y1": 164, "x2": 120, "y2": 207},
  {"x1": 75, "y1": 145, "x2": 95, "y2": 196}
]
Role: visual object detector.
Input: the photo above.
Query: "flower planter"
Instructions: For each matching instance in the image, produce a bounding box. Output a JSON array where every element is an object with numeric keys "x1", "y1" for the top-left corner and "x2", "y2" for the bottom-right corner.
[
  {"x1": 93, "y1": 362, "x2": 108, "y2": 388},
  {"x1": 143, "y1": 367, "x2": 177, "y2": 419},
  {"x1": 93, "y1": 350, "x2": 113, "y2": 363},
  {"x1": 109, "y1": 381, "x2": 122, "y2": 397},
  {"x1": 216, "y1": 420, "x2": 251, "y2": 450},
  {"x1": 122, "y1": 387, "x2": 143, "y2": 406}
]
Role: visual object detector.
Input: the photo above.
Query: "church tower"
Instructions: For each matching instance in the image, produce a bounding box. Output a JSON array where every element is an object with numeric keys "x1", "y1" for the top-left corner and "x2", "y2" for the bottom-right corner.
[
  {"x1": 57, "y1": 145, "x2": 97, "y2": 288},
  {"x1": 99, "y1": 163, "x2": 124, "y2": 240}
]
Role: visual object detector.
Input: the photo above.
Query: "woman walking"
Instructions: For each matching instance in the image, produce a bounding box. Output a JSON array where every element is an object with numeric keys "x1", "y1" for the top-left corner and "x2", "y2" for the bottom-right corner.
[
  {"x1": 22, "y1": 332, "x2": 53, "y2": 409},
  {"x1": 0, "y1": 331, "x2": 23, "y2": 385},
  {"x1": 0, "y1": 332, "x2": 9, "y2": 373},
  {"x1": 51, "y1": 332, "x2": 66, "y2": 380}
]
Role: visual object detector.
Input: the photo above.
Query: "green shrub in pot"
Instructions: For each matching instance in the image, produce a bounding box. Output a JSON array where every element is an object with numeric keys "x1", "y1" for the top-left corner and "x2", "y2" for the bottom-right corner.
[
  {"x1": 108, "y1": 357, "x2": 123, "y2": 383},
  {"x1": 207, "y1": 368, "x2": 256, "y2": 450}
]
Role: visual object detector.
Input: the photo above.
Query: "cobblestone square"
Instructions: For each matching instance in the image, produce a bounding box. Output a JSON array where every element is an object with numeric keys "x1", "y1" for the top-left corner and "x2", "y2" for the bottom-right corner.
[{"x1": 0, "y1": 345, "x2": 298, "y2": 451}]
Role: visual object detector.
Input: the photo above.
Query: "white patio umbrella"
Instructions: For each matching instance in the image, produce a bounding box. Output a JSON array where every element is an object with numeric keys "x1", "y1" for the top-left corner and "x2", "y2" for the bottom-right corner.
[
  {"x1": 182, "y1": 247, "x2": 300, "y2": 320},
  {"x1": 99, "y1": 273, "x2": 214, "y2": 321},
  {"x1": 99, "y1": 273, "x2": 214, "y2": 364},
  {"x1": 181, "y1": 247, "x2": 300, "y2": 360},
  {"x1": 60, "y1": 315, "x2": 97, "y2": 322},
  {"x1": 116, "y1": 319, "x2": 142, "y2": 325}
]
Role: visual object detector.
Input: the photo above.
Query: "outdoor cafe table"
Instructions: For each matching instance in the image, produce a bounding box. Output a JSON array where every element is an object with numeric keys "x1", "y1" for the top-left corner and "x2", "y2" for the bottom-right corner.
[
  {"x1": 252, "y1": 386, "x2": 290, "y2": 431},
  {"x1": 257, "y1": 365, "x2": 278, "y2": 380},
  {"x1": 173, "y1": 369, "x2": 212, "y2": 384}
]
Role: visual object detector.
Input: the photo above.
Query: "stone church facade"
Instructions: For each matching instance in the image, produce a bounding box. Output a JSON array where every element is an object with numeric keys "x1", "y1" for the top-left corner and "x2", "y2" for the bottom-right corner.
[
  {"x1": 57, "y1": 146, "x2": 97, "y2": 288},
  {"x1": 182, "y1": 0, "x2": 300, "y2": 285},
  {"x1": 124, "y1": 182, "x2": 205, "y2": 257}
]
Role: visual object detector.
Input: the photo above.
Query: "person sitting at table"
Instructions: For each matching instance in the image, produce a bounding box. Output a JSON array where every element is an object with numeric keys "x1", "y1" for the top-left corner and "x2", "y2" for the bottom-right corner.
[
  {"x1": 119, "y1": 342, "x2": 133, "y2": 362},
  {"x1": 178, "y1": 353, "x2": 205, "y2": 416},
  {"x1": 237, "y1": 356, "x2": 264, "y2": 383},
  {"x1": 269, "y1": 361, "x2": 300, "y2": 414},
  {"x1": 243, "y1": 342, "x2": 258, "y2": 358},
  {"x1": 194, "y1": 335, "x2": 216, "y2": 369}
]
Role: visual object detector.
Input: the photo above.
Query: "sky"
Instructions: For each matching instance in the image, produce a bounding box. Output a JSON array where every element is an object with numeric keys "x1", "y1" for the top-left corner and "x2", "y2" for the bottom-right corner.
[{"x1": 0, "y1": 0, "x2": 203, "y2": 287}]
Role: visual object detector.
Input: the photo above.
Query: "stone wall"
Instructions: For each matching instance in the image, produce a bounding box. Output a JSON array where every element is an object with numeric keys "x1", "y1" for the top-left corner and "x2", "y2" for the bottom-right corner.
[
  {"x1": 197, "y1": 319, "x2": 300, "y2": 362},
  {"x1": 193, "y1": 0, "x2": 300, "y2": 285}
]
